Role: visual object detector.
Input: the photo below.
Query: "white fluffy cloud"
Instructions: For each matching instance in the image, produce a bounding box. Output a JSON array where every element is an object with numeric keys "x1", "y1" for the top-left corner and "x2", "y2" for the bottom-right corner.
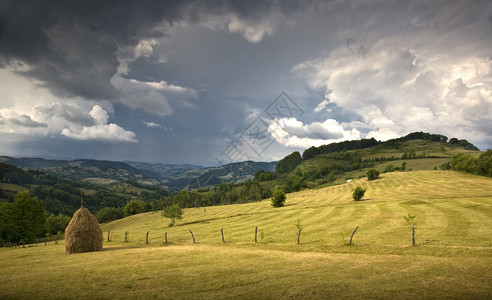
[
  {"x1": 61, "y1": 105, "x2": 137, "y2": 143},
  {"x1": 0, "y1": 69, "x2": 136, "y2": 143},
  {"x1": 145, "y1": 121, "x2": 162, "y2": 128},
  {"x1": 268, "y1": 118, "x2": 361, "y2": 148},
  {"x1": 134, "y1": 39, "x2": 159, "y2": 58},
  {"x1": 294, "y1": 45, "x2": 492, "y2": 146}
]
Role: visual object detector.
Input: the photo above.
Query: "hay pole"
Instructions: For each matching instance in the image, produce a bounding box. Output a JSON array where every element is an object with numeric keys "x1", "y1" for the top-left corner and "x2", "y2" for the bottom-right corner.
[
  {"x1": 255, "y1": 227, "x2": 257, "y2": 244},
  {"x1": 349, "y1": 225, "x2": 358, "y2": 245},
  {"x1": 189, "y1": 230, "x2": 196, "y2": 244},
  {"x1": 297, "y1": 227, "x2": 303, "y2": 245},
  {"x1": 221, "y1": 228, "x2": 225, "y2": 243},
  {"x1": 146, "y1": 231, "x2": 149, "y2": 244}
]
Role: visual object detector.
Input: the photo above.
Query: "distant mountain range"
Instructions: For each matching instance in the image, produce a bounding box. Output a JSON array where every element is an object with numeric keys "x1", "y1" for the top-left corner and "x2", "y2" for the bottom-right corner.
[{"x1": 0, "y1": 156, "x2": 277, "y2": 191}]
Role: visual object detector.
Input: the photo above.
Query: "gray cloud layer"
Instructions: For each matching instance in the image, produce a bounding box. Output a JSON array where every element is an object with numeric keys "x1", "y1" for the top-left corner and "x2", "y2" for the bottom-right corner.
[{"x1": 1, "y1": 0, "x2": 491, "y2": 164}]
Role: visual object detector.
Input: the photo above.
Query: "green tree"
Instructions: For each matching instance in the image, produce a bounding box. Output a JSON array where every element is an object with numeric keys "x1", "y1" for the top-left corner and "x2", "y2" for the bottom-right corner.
[
  {"x1": 366, "y1": 168, "x2": 380, "y2": 180},
  {"x1": 240, "y1": 180, "x2": 261, "y2": 202},
  {"x1": 162, "y1": 204, "x2": 183, "y2": 226},
  {"x1": 352, "y1": 186, "x2": 366, "y2": 201},
  {"x1": 451, "y1": 153, "x2": 478, "y2": 173},
  {"x1": 123, "y1": 200, "x2": 146, "y2": 216},
  {"x1": 96, "y1": 207, "x2": 124, "y2": 223},
  {"x1": 46, "y1": 213, "x2": 71, "y2": 234},
  {"x1": 0, "y1": 202, "x2": 16, "y2": 243},
  {"x1": 11, "y1": 191, "x2": 47, "y2": 243},
  {"x1": 271, "y1": 189, "x2": 286, "y2": 207},
  {"x1": 477, "y1": 150, "x2": 492, "y2": 177},
  {"x1": 276, "y1": 151, "x2": 302, "y2": 174}
]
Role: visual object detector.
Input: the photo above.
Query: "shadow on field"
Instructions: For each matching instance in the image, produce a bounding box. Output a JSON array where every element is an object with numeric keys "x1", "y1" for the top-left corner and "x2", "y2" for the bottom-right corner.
[
  {"x1": 102, "y1": 246, "x2": 141, "y2": 252},
  {"x1": 355, "y1": 198, "x2": 374, "y2": 202}
]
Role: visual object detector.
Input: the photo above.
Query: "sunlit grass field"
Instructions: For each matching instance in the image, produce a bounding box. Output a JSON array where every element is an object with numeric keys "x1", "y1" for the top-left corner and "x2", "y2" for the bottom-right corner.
[{"x1": 1, "y1": 171, "x2": 491, "y2": 299}]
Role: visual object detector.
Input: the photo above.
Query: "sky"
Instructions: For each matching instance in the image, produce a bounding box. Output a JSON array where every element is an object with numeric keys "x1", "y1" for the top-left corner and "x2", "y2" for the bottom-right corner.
[{"x1": 1, "y1": 0, "x2": 491, "y2": 166}]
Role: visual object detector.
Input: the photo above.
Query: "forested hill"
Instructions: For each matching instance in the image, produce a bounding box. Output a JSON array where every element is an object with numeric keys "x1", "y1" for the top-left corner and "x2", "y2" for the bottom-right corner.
[
  {"x1": 0, "y1": 156, "x2": 276, "y2": 191},
  {"x1": 0, "y1": 156, "x2": 162, "y2": 185},
  {"x1": 301, "y1": 132, "x2": 478, "y2": 160},
  {"x1": 0, "y1": 162, "x2": 169, "y2": 216}
]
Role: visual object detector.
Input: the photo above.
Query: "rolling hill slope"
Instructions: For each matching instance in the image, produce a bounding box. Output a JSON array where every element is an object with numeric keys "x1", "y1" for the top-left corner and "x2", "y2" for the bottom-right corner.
[{"x1": 101, "y1": 170, "x2": 492, "y2": 249}]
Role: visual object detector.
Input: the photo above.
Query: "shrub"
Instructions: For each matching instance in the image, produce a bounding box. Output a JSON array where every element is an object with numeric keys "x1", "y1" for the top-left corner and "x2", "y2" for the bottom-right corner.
[
  {"x1": 383, "y1": 164, "x2": 396, "y2": 173},
  {"x1": 271, "y1": 189, "x2": 286, "y2": 207},
  {"x1": 352, "y1": 186, "x2": 366, "y2": 201},
  {"x1": 366, "y1": 168, "x2": 380, "y2": 180}
]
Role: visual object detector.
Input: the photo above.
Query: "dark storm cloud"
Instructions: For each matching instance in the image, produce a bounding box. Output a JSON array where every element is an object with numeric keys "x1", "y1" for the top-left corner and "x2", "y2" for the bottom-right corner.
[
  {"x1": 0, "y1": 0, "x2": 307, "y2": 101},
  {"x1": 0, "y1": 0, "x2": 197, "y2": 99}
]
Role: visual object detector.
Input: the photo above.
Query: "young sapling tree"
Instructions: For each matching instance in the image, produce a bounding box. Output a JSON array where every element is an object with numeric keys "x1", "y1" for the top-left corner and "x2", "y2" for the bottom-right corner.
[{"x1": 403, "y1": 213, "x2": 416, "y2": 246}]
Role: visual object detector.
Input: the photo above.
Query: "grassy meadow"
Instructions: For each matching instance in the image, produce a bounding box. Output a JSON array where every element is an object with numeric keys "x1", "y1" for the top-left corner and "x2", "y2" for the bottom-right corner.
[{"x1": 1, "y1": 170, "x2": 491, "y2": 299}]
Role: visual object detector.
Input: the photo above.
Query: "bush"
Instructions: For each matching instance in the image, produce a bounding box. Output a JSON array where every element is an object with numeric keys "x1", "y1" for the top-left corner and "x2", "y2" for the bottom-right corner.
[
  {"x1": 271, "y1": 189, "x2": 286, "y2": 207},
  {"x1": 352, "y1": 186, "x2": 366, "y2": 201},
  {"x1": 383, "y1": 164, "x2": 396, "y2": 173},
  {"x1": 366, "y1": 168, "x2": 380, "y2": 180}
]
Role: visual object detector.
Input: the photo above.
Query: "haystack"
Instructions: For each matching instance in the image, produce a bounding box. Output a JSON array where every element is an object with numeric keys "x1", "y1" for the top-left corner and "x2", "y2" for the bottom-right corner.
[{"x1": 65, "y1": 207, "x2": 103, "y2": 254}]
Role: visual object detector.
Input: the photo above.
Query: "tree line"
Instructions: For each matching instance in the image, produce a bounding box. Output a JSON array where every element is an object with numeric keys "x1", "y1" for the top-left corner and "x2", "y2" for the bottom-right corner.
[
  {"x1": 0, "y1": 191, "x2": 71, "y2": 244},
  {"x1": 442, "y1": 150, "x2": 492, "y2": 177}
]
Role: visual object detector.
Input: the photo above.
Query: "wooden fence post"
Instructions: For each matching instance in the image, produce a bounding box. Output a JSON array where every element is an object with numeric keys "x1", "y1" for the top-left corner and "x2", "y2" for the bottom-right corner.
[
  {"x1": 349, "y1": 225, "x2": 359, "y2": 245},
  {"x1": 221, "y1": 228, "x2": 225, "y2": 243},
  {"x1": 255, "y1": 227, "x2": 258, "y2": 244},
  {"x1": 189, "y1": 230, "x2": 196, "y2": 244},
  {"x1": 411, "y1": 224, "x2": 415, "y2": 246},
  {"x1": 297, "y1": 227, "x2": 303, "y2": 245},
  {"x1": 124, "y1": 231, "x2": 128, "y2": 242},
  {"x1": 146, "y1": 231, "x2": 149, "y2": 244},
  {"x1": 107, "y1": 231, "x2": 111, "y2": 242},
  {"x1": 165, "y1": 232, "x2": 168, "y2": 244}
]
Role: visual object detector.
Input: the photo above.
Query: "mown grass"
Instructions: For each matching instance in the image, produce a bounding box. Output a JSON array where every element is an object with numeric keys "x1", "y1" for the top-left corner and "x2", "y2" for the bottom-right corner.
[{"x1": 1, "y1": 171, "x2": 491, "y2": 299}]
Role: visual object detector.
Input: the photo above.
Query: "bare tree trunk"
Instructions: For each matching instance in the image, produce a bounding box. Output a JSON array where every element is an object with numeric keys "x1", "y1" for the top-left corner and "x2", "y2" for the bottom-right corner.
[
  {"x1": 349, "y1": 225, "x2": 359, "y2": 245},
  {"x1": 189, "y1": 230, "x2": 196, "y2": 244},
  {"x1": 297, "y1": 227, "x2": 303, "y2": 245},
  {"x1": 221, "y1": 228, "x2": 225, "y2": 243},
  {"x1": 255, "y1": 227, "x2": 258, "y2": 244}
]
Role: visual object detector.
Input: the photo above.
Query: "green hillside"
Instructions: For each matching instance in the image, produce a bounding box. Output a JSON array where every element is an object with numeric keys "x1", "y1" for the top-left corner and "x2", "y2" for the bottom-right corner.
[
  {"x1": 1, "y1": 170, "x2": 490, "y2": 299},
  {"x1": 103, "y1": 170, "x2": 492, "y2": 249}
]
